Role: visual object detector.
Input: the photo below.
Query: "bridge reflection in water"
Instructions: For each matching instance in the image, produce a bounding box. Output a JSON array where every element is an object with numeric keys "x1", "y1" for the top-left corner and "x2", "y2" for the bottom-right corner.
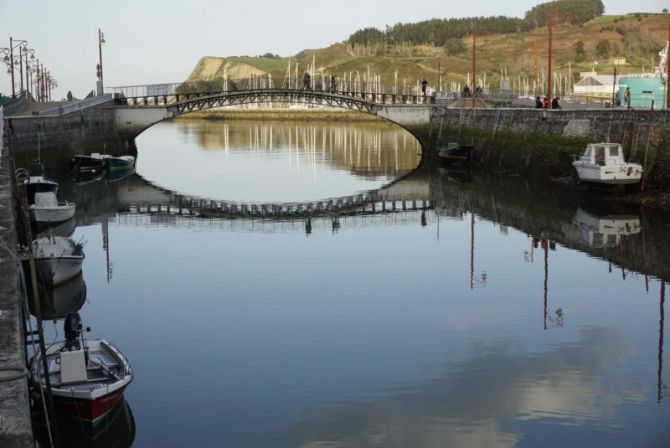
[{"x1": 177, "y1": 120, "x2": 422, "y2": 178}]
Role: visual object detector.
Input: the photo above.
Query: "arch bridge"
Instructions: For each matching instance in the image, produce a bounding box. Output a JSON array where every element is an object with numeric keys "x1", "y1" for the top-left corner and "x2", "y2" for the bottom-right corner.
[{"x1": 112, "y1": 86, "x2": 434, "y2": 141}]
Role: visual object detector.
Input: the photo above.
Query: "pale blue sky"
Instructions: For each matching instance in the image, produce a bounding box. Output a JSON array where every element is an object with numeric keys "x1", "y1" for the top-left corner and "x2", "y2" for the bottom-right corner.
[{"x1": 1, "y1": 0, "x2": 666, "y2": 98}]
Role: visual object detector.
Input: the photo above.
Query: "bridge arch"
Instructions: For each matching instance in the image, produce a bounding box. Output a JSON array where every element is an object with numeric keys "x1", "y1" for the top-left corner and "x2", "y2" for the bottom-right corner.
[{"x1": 113, "y1": 88, "x2": 433, "y2": 146}]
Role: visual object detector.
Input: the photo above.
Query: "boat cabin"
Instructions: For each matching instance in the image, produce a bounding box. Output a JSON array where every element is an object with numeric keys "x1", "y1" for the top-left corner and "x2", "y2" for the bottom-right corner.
[{"x1": 578, "y1": 143, "x2": 625, "y2": 167}]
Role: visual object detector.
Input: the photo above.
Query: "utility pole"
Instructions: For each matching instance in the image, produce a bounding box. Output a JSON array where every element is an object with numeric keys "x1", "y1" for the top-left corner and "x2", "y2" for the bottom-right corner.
[
  {"x1": 547, "y1": 10, "x2": 554, "y2": 109},
  {"x1": 533, "y1": 40, "x2": 538, "y2": 96},
  {"x1": 472, "y1": 31, "x2": 477, "y2": 110}
]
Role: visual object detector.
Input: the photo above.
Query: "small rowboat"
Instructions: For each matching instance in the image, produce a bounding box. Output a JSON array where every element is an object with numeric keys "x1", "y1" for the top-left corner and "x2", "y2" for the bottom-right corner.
[{"x1": 30, "y1": 313, "x2": 133, "y2": 426}]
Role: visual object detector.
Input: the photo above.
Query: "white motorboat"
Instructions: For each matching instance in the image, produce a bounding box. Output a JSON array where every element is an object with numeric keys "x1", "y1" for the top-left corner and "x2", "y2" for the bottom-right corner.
[
  {"x1": 29, "y1": 191, "x2": 76, "y2": 223},
  {"x1": 572, "y1": 142, "x2": 643, "y2": 185},
  {"x1": 30, "y1": 313, "x2": 133, "y2": 425},
  {"x1": 32, "y1": 235, "x2": 85, "y2": 285}
]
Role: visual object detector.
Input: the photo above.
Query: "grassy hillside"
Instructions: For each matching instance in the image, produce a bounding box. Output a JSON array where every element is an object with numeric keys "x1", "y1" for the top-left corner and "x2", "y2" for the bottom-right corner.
[{"x1": 182, "y1": 13, "x2": 669, "y2": 94}]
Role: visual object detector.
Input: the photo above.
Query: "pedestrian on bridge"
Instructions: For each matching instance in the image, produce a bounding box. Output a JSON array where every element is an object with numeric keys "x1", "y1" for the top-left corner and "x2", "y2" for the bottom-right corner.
[
  {"x1": 421, "y1": 78, "x2": 428, "y2": 96},
  {"x1": 303, "y1": 72, "x2": 311, "y2": 90},
  {"x1": 330, "y1": 75, "x2": 337, "y2": 93}
]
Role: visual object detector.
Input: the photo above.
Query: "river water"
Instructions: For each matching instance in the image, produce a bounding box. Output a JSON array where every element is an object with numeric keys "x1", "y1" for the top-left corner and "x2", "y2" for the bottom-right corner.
[{"x1": 26, "y1": 118, "x2": 670, "y2": 447}]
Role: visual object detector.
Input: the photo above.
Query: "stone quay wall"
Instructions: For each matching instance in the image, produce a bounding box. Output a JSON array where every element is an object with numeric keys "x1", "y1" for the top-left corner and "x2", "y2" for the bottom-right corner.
[
  {"x1": 6, "y1": 107, "x2": 119, "y2": 153},
  {"x1": 408, "y1": 107, "x2": 670, "y2": 189}
]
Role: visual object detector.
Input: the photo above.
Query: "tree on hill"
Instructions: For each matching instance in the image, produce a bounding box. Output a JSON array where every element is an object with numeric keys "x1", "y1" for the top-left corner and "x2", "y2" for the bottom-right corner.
[
  {"x1": 524, "y1": 0, "x2": 604, "y2": 28},
  {"x1": 595, "y1": 39, "x2": 610, "y2": 59},
  {"x1": 573, "y1": 40, "x2": 586, "y2": 62},
  {"x1": 444, "y1": 38, "x2": 467, "y2": 56},
  {"x1": 348, "y1": 27, "x2": 385, "y2": 48}
]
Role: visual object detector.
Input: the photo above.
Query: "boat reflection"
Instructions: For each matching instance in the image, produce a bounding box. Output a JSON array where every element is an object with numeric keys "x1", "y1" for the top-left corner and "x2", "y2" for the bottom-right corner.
[
  {"x1": 438, "y1": 166, "x2": 473, "y2": 184},
  {"x1": 33, "y1": 217, "x2": 76, "y2": 239},
  {"x1": 27, "y1": 273, "x2": 86, "y2": 321},
  {"x1": 33, "y1": 397, "x2": 135, "y2": 448},
  {"x1": 572, "y1": 207, "x2": 641, "y2": 248},
  {"x1": 106, "y1": 166, "x2": 135, "y2": 183},
  {"x1": 73, "y1": 169, "x2": 106, "y2": 186}
]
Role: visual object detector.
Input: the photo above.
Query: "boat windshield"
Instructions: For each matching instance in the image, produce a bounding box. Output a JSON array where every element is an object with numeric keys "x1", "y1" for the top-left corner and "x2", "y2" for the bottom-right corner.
[
  {"x1": 595, "y1": 146, "x2": 606, "y2": 166},
  {"x1": 609, "y1": 146, "x2": 620, "y2": 157}
]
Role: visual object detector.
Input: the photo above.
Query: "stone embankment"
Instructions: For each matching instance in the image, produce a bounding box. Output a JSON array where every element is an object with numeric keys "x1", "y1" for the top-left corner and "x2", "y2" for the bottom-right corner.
[{"x1": 412, "y1": 107, "x2": 670, "y2": 189}]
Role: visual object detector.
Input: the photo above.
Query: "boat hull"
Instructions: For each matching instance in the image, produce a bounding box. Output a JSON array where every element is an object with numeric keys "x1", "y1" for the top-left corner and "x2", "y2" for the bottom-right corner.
[
  {"x1": 53, "y1": 386, "x2": 128, "y2": 425},
  {"x1": 30, "y1": 203, "x2": 76, "y2": 223},
  {"x1": 35, "y1": 256, "x2": 84, "y2": 285},
  {"x1": 572, "y1": 162, "x2": 642, "y2": 185}
]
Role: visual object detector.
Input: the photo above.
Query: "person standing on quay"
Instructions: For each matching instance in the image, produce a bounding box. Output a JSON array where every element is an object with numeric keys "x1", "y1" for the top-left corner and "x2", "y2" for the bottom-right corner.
[{"x1": 624, "y1": 86, "x2": 631, "y2": 108}]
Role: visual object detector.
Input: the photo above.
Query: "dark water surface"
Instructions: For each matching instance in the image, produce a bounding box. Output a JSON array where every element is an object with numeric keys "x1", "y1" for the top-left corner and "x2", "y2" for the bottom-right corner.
[{"x1": 27, "y1": 119, "x2": 670, "y2": 447}]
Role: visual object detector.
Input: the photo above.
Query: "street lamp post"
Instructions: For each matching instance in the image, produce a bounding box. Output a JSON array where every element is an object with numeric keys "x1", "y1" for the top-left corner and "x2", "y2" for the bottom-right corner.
[
  {"x1": 10, "y1": 38, "x2": 28, "y2": 96},
  {"x1": 97, "y1": 29, "x2": 105, "y2": 95},
  {"x1": 22, "y1": 47, "x2": 35, "y2": 96}
]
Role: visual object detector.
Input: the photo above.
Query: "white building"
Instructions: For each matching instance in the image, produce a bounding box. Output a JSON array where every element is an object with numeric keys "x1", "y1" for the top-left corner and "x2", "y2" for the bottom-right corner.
[{"x1": 573, "y1": 72, "x2": 617, "y2": 97}]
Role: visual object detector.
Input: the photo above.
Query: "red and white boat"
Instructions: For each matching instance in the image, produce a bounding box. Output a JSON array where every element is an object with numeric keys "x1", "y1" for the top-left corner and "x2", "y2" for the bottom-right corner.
[{"x1": 30, "y1": 314, "x2": 133, "y2": 425}]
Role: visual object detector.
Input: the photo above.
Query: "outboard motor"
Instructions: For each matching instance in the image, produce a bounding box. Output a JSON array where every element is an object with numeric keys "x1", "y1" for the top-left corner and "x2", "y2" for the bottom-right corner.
[{"x1": 64, "y1": 311, "x2": 83, "y2": 351}]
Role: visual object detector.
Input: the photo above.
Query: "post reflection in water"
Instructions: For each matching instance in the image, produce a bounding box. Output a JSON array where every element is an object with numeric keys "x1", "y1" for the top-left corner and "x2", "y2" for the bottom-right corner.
[{"x1": 23, "y1": 118, "x2": 670, "y2": 447}]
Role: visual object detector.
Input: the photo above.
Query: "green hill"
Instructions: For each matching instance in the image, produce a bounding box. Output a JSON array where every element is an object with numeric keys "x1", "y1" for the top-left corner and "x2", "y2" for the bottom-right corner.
[{"x1": 181, "y1": 10, "x2": 669, "y2": 95}]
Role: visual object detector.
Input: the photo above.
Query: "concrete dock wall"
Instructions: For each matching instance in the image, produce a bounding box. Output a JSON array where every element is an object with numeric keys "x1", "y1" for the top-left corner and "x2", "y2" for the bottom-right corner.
[
  {"x1": 6, "y1": 107, "x2": 119, "y2": 153},
  {"x1": 0, "y1": 111, "x2": 33, "y2": 447}
]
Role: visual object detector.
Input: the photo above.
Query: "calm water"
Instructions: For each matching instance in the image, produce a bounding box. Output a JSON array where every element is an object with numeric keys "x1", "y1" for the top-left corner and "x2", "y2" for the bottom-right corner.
[{"x1": 29, "y1": 119, "x2": 670, "y2": 447}]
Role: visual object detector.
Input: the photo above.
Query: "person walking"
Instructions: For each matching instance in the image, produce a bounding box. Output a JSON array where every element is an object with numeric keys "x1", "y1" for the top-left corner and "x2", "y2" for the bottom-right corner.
[
  {"x1": 421, "y1": 78, "x2": 428, "y2": 96},
  {"x1": 330, "y1": 75, "x2": 337, "y2": 93},
  {"x1": 303, "y1": 72, "x2": 311, "y2": 90}
]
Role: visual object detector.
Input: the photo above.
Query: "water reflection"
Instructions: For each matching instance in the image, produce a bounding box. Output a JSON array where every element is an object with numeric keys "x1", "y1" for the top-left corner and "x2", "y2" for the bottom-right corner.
[
  {"x1": 14, "y1": 120, "x2": 670, "y2": 446},
  {"x1": 136, "y1": 120, "x2": 421, "y2": 202},
  {"x1": 572, "y1": 207, "x2": 641, "y2": 248},
  {"x1": 33, "y1": 397, "x2": 135, "y2": 448},
  {"x1": 270, "y1": 328, "x2": 646, "y2": 448},
  {"x1": 27, "y1": 273, "x2": 86, "y2": 321}
]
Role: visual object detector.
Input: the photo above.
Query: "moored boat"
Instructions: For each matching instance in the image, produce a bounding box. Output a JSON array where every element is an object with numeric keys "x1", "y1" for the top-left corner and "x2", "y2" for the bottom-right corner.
[
  {"x1": 572, "y1": 142, "x2": 643, "y2": 185},
  {"x1": 105, "y1": 155, "x2": 135, "y2": 171},
  {"x1": 437, "y1": 142, "x2": 473, "y2": 165},
  {"x1": 30, "y1": 313, "x2": 133, "y2": 425},
  {"x1": 29, "y1": 191, "x2": 76, "y2": 223},
  {"x1": 32, "y1": 235, "x2": 85, "y2": 285},
  {"x1": 71, "y1": 153, "x2": 110, "y2": 173}
]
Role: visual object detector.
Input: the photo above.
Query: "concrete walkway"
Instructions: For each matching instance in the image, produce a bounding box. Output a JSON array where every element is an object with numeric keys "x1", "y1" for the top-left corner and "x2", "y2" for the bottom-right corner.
[{"x1": 0, "y1": 122, "x2": 32, "y2": 446}]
